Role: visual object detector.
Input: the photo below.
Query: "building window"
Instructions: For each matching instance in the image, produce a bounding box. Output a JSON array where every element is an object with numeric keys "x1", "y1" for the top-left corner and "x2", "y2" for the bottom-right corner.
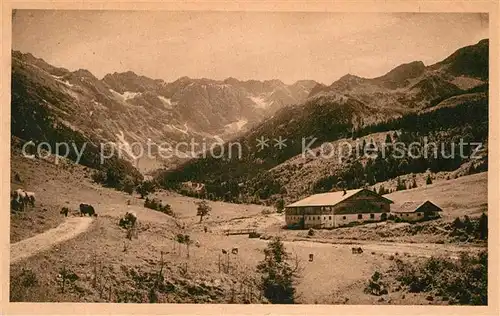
[
  {"x1": 405, "y1": 214, "x2": 409, "y2": 217},
  {"x1": 343, "y1": 216, "x2": 346, "y2": 220},
  {"x1": 370, "y1": 214, "x2": 375, "y2": 219},
  {"x1": 358, "y1": 214, "x2": 363, "y2": 219},
  {"x1": 417, "y1": 213, "x2": 422, "y2": 216},
  {"x1": 329, "y1": 216, "x2": 332, "y2": 220}
]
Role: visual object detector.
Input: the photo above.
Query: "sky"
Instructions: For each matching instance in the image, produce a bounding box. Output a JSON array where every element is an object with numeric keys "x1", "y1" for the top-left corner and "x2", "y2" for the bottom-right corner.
[{"x1": 12, "y1": 11, "x2": 488, "y2": 85}]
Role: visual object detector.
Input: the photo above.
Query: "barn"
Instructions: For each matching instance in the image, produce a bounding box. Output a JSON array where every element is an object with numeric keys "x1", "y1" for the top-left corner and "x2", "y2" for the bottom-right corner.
[
  {"x1": 391, "y1": 200, "x2": 443, "y2": 222},
  {"x1": 285, "y1": 188, "x2": 394, "y2": 229}
]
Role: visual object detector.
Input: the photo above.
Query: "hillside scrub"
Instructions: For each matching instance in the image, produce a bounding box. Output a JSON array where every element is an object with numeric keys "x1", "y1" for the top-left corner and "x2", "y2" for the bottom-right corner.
[
  {"x1": 394, "y1": 251, "x2": 487, "y2": 305},
  {"x1": 449, "y1": 214, "x2": 488, "y2": 242},
  {"x1": 144, "y1": 198, "x2": 175, "y2": 216}
]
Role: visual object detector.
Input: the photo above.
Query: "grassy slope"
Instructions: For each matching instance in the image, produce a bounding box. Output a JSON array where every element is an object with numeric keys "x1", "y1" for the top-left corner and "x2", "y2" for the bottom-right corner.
[{"x1": 385, "y1": 172, "x2": 487, "y2": 219}]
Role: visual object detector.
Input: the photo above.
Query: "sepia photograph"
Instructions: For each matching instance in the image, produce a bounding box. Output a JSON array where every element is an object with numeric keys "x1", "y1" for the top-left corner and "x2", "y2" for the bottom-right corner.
[{"x1": 3, "y1": 4, "x2": 497, "y2": 312}]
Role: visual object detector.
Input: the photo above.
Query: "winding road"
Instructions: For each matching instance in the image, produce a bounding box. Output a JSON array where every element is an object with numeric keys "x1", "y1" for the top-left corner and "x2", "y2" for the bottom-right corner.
[{"x1": 10, "y1": 217, "x2": 94, "y2": 264}]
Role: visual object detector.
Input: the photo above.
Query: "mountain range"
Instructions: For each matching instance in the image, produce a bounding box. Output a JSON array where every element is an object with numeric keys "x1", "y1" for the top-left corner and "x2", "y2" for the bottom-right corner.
[
  {"x1": 11, "y1": 39, "x2": 489, "y2": 201},
  {"x1": 155, "y1": 39, "x2": 489, "y2": 202},
  {"x1": 11, "y1": 51, "x2": 317, "y2": 171}
]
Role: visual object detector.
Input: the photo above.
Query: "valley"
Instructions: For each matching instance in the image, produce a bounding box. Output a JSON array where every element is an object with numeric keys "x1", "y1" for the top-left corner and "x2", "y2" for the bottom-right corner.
[
  {"x1": 10, "y1": 151, "x2": 487, "y2": 304},
  {"x1": 9, "y1": 36, "x2": 489, "y2": 306}
]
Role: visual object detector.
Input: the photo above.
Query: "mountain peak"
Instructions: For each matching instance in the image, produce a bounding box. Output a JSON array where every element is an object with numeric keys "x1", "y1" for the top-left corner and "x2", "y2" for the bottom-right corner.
[
  {"x1": 73, "y1": 69, "x2": 97, "y2": 79},
  {"x1": 373, "y1": 60, "x2": 426, "y2": 89},
  {"x1": 435, "y1": 38, "x2": 488, "y2": 79}
]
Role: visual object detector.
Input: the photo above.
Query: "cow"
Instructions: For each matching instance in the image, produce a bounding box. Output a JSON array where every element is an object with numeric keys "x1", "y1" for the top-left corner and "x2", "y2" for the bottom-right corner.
[
  {"x1": 125, "y1": 212, "x2": 137, "y2": 226},
  {"x1": 231, "y1": 247, "x2": 238, "y2": 255},
  {"x1": 60, "y1": 207, "x2": 70, "y2": 217},
  {"x1": 351, "y1": 247, "x2": 363, "y2": 254},
  {"x1": 79, "y1": 203, "x2": 97, "y2": 217},
  {"x1": 195, "y1": 240, "x2": 201, "y2": 248},
  {"x1": 221, "y1": 249, "x2": 228, "y2": 255},
  {"x1": 11, "y1": 189, "x2": 28, "y2": 211},
  {"x1": 119, "y1": 211, "x2": 137, "y2": 228}
]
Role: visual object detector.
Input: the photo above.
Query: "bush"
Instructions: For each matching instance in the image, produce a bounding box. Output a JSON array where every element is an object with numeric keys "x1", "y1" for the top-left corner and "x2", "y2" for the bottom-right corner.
[
  {"x1": 426, "y1": 174, "x2": 433, "y2": 185},
  {"x1": 275, "y1": 198, "x2": 285, "y2": 213},
  {"x1": 394, "y1": 251, "x2": 487, "y2": 305},
  {"x1": 137, "y1": 180, "x2": 156, "y2": 199},
  {"x1": 450, "y1": 214, "x2": 488, "y2": 241},
  {"x1": 307, "y1": 228, "x2": 315, "y2": 236},
  {"x1": 10, "y1": 268, "x2": 40, "y2": 301},
  {"x1": 144, "y1": 198, "x2": 174, "y2": 216},
  {"x1": 122, "y1": 178, "x2": 135, "y2": 194},
  {"x1": 364, "y1": 271, "x2": 388, "y2": 296}
]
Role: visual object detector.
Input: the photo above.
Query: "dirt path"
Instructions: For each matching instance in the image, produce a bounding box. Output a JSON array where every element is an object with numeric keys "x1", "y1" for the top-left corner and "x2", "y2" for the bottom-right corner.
[{"x1": 10, "y1": 217, "x2": 94, "y2": 264}]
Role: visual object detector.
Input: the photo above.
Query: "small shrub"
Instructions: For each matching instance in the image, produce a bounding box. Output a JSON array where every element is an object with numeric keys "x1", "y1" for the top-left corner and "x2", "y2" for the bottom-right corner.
[
  {"x1": 144, "y1": 198, "x2": 175, "y2": 216},
  {"x1": 426, "y1": 174, "x2": 433, "y2": 185},
  {"x1": 10, "y1": 268, "x2": 41, "y2": 301},
  {"x1": 307, "y1": 228, "x2": 315, "y2": 236},
  {"x1": 364, "y1": 271, "x2": 388, "y2": 296},
  {"x1": 91, "y1": 170, "x2": 107, "y2": 183}
]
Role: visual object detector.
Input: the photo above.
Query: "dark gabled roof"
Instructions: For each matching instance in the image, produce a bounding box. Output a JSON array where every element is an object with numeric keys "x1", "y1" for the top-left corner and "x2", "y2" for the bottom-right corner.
[
  {"x1": 392, "y1": 200, "x2": 443, "y2": 213},
  {"x1": 286, "y1": 188, "x2": 393, "y2": 208}
]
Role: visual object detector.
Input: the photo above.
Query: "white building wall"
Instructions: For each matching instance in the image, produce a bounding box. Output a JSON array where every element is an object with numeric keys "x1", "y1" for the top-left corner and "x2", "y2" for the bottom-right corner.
[
  {"x1": 303, "y1": 214, "x2": 335, "y2": 228},
  {"x1": 286, "y1": 212, "x2": 391, "y2": 228},
  {"x1": 334, "y1": 212, "x2": 386, "y2": 227},
  {"x1": 285, "y1": 215, "x2": 303, "y2": 226}
]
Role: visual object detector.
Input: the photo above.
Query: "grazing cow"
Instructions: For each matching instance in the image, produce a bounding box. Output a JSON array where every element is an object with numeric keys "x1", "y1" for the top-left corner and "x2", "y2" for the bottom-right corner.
[
  {"x1": 351, "y1": 247, "x2": 363, "y2": 254},
  {"x1": 231, "y1": 247, "x2": 238, "y2": 255},
  {"x1": 12, "y1": 189, "x2": 28, "y2": 211},
  {"x1": 125, "y1": 212, "x2": 137, "y2": 226},
  {"x1": 221, "y1": 249, "x2": 228, "y2": 255},
  {"x1": 120, "y1": 212, "x2": 137, "y2": 228},
  {"x1": 195, "y1": 240, "x2": 200, "y2": 248},
  {"x1": 60, "y1": 207, "x2": 70, "y2": 217},
  {"x1": 309, "y1": 254, "x2": 314, "y2": 262},
  {"x1": 79, "y1": 203, "x2": 97, "y2": 217}
]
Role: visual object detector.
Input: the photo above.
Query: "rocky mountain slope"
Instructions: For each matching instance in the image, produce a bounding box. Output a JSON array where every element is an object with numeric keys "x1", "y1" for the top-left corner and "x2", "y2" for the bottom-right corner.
[
  {"x1": 11, "y1": 51, "x2": 317, "y2": 171},
  {"x1": 158, "y1": 39, "x2": 489, "y2": 202}
]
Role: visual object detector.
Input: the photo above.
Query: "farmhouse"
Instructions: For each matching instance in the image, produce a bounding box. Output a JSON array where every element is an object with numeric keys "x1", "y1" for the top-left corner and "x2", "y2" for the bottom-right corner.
[
  {"x1": 391, "y1": 200, "x2": 443, "y2": 222},
  {"x1": 285, "y1": 189, "x2": 393, "y2": 229}
]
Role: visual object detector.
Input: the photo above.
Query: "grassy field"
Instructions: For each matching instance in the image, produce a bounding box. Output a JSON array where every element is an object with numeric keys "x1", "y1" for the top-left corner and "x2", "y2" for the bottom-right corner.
[{"x1": 9, "y1": 152, "x2": 488, "y2": 304}]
